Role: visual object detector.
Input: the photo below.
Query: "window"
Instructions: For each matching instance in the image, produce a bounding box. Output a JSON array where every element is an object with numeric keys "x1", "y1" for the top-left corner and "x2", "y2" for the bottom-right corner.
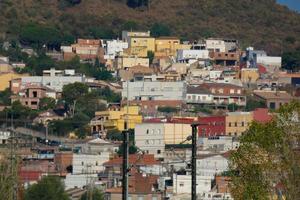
[
  {"x1": 229, "y1": 122, "x2": 232, "y2": 127},
  {"x1": 31, "y1": 101, "x2": 38, "y2": 105},
  {"x1": 179, "y1": 182, "x2": 184, "y2": 187},
  {"x1": 157, "y1": 150, "x2": 161, "y2": 154},
  {"x1": 146, "y1": 129, "x2": 149, "y2": 134},
  {"x1": 81, "y1": 162, "x2": 84, "y2": 166},
  {"x1": 270, "y1": 102, "x2": 276, "y2": 109},
  {"x1": 230, "y1": 89, "x2": 235, "y2": 94},
  {"x1": 96, "y1": 161, "x2": 98, "y2": 166},
  {"x1": 235, "y1": 122, "x2": 237, "y2": 127},
  {"x1": 241, "y1": 122, "x2": 245, "y2": 127},
  {"x1": 32, "y1": 91, "x2": 37, "y2": 97}
]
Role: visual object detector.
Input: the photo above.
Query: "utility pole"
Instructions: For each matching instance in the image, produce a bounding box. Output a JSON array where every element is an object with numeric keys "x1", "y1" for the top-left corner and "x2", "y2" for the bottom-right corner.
[
  {"x1": 122, "y1": 80, "x2": 129, "y2": 200},
  {"x1": 122, "y1": 130, "x2": 129, "y2": 200},
  {"x1": 191, "y1": 123, "x2": 199, "y2": 200}
]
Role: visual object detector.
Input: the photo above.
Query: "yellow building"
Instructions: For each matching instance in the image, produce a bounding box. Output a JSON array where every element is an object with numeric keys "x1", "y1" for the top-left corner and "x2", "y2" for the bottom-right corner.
[
  {"x1": 0, "y1": 72, "x2": 27, "y2": 91},
  {"x1": 128, "y1": 37, "x2": 155, "y2": 57},
  {"x1": 225, "y1": 112, "x2": 253, "y2": 136},
  {"x1": 114, "y1": 56, "x2": 149, "y2": 69},
  {"x1": 164, "y1": 123, "x2": 192, "y2": 144},
  {"x1": 93, "y1": 106, "x2": 142, "y2": 132},
  {"x1": 154, "y1": 37, "x2": 192, "y2": 57},
  {"x1": 240, "y1": 68, "x2": 260, "y2": 83}
]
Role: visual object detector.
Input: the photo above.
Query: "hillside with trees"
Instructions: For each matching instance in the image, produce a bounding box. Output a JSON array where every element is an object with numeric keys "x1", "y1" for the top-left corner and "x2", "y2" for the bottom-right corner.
[{"x1": 0, "y1": 0, "x2": 300, "y2": 54}]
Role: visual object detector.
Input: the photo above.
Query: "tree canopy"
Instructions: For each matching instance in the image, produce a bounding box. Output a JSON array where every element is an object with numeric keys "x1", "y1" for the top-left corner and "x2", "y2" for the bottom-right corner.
[
  {"x1": 229, "y1": 101, "x2": 300, "y2": 199},
  {"x1": 24, "y1": 176, "x2": 69, "y2": 200}
]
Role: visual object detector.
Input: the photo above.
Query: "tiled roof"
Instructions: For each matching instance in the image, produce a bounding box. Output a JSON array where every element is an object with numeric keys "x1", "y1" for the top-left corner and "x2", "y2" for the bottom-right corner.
[
  {"x1": 187, "y1": 86, "x2": 211, "y2": 95},
  {"x1": 254, "y1": 91, "x2": 294, "y2": 100},
  {"x1": 103, "y1": 154, "x2": 160, "y2": 166}
]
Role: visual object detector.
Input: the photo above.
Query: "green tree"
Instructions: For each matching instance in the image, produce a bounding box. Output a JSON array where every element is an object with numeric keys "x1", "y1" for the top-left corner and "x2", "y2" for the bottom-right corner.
[
  {"x1": 80, "y1": 188, "x2": 104, "y2": 200},
  {"x1": 157, "y1": 106, "x2": 179, "y2": 113},
  {"x1": 0, "y1": 88, "x2": 12, "y2": 106},
  {"x1": 282, "y1": 49, "x2": 300, "y2": 72},
  {"x1": 227, "y1": 103, "x2": 239, "y2": 112},
  {"x1": 245, "y1": 97, "x2": 267, "y2": 111},
  {"x1": 147, "y1": 50, "x2": 154, "y2": 64},
  {"x1": 62, "y1": 82, "x2": 89, "y2": 105},
  {"x1": 25, "y1": 54, "x2": 56, "y2": 75},
  {"x1": 39, "y1": 97, "x2": 56, "y2": 111},
  {"x1": 150, "y1": 23, "x2": 171, "y2": 37},
  {"x1": 230, "y1": 101, "x2": 300, "y2": 200},
  {"x1": 25, "y1": 176, "x2": 69, "y2": 200}
]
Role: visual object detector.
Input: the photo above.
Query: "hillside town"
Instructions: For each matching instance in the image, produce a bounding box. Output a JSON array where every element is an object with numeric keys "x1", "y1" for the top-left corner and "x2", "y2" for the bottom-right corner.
[{"x1": 0, "y1": 29, "x2": 299, "y2": 200}]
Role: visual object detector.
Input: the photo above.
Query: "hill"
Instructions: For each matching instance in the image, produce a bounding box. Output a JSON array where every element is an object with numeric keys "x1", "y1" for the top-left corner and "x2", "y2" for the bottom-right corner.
[{"x1": 0, "y1": 0, "x2": 300, "y2": 54}]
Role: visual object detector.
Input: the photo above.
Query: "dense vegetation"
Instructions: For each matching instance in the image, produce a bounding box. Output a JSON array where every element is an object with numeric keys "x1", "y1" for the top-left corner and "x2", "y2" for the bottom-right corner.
[
  {"x1": 229, "y1": 102, "x2": 300, "y2": 199},
  {"x1": 0, "y1": 0, "x2": 300, "y2": 54}
]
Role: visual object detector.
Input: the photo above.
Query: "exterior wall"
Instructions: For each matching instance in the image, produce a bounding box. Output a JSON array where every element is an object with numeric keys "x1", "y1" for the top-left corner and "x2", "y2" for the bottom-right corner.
[
  {"x1": 64, "y1": 174, "x2": 98, "y2": 189},
  {"x1": 155, "y1": 38, "x2": 180, "y2": 57},
  {"x1": 241, "y1": 68, "x2": 259, "y2": 83},
  {"x1": 135, "y1": 123, "x2": 165, "y2": 159},
  {"x1": 0, "y1": 131, "x2": 10, "y2": 144},
  {"x1": 196, "y1": 155, "x2": 229, "y2": 177},
  {"x1": 225, "y1": 112, "x2": 253, "y2": 136},
  {"x1": 197, "y1": 116, "x2": 226, "y2": 137},
  {"x1": 21, "y1": 76, "x2": 85, "y2": 92},
  {"x1": 164, "y1": 123, "x2": 192, "y2": 144},
  {"x1": 54, "y1": 152, "x2": 73, "y2": 175},
  {"x1": 122, "y1": 31, "x2": 151, "y2": 42},
  {"x1": 109, "y1": 193, "x2": 163, "y2": 200},
  {"x1": 128, "y1": 37, "x2": 155, "y2": 57},
  {"x1": 186, "y1": 93, "x2": 214, "y2": 104},
  {"x1": 122, "y1": 81, "x2": 186, "y2": 101},
  {"x1": 105, "y1": 40, "x2": 128, "y2": 59},
  {"x1": 198, "y1": 136, "x2": 240, "y2": 151},
  {"x1": 0, "y1": 73, "x2": 27, "y2": 91},
  {"x1": 177, "y1": 49, "x2": 209, "y2": 61},
  {"x1": 205, "y1": 39, "x2": 226, "y2": 52},
  {"x1": 256, "y1": 56, "x2": 282, "y2": 67},
  {"x1": 116, "y1": 57, "x2": 149, "y2": 69},
  {"x1": 72, "y1": 153, "x2": 110, "y2": 174},
  {"x1": 173, "y1": 174, "x2": 212, "y2": 194},
  {"x1": 129, "y1": 100, "x2": 183, "y2": 114}
]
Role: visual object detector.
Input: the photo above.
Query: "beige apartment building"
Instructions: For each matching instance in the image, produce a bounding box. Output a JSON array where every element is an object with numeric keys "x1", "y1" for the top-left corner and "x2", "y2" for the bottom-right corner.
[{"x1": 225, "y1": 112, "x2": 253, "y2": 136}]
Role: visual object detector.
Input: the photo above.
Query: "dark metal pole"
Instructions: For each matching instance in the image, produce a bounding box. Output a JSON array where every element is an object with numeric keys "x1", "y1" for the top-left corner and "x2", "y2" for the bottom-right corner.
[
  {"x1": 191, "y1": 123, "x2": 198, "y2": 200},
  {"x1": 122, "y1": 130, "x2": 128, "y2": 200}
]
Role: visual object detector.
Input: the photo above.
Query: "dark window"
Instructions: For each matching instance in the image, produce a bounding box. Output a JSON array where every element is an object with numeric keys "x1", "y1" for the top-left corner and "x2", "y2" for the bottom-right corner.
[
  {"x1": 32, "y1": 91, "x2": 37, "y2": 98},
  {"x1": 235, "y1": 122, "x2": 237, "y2": 127},
  {"x1": 269, "y1": 102, "x2": 276, "y2": 109},
  {"x1": 241, "y1": 122, "x2": 244, "y2": 127},
  {"x1": 229, "y1": 122, "x2": 231, "y2": 127},
  {"x1": 157, "y1": 150, "x2": 161, "y2": 154}
]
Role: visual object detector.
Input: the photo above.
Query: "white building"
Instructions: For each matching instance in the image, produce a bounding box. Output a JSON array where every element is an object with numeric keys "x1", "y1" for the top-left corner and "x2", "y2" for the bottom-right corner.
[
  {"x1": 196, "y1": 154, "x2": 229, "y2": 178},
  {"x1": 64, "y1": 173, "x2": 98, "y2": 189},
  {"x1": 21, "y1": 70, "x2": 85, "y2": 92},
  {"x1": 209, "y1": 70, "x2": 223, "y2": 80},
  {"x1": 0, "y1": 131, "x2": 10, "y2": 144},
  {"x1": 135, "y1": 123, "x2": 165, "y2": 159},
  {"x1": 256, "y1": 56, "x2": 282, "y2": 67},
  {"x1": 72, "y1": 153, "x2": 110, "y2": 174},
  {"x1": 205, "y1": 38, "x2": 238, "y2": 52},
  {"x1": 186, "y1": 86, "x2": 214, "y2": 104},
  {"x1": 122, "y1": 79, "x2": 186, "y2": 101},
  {"x1": 173, "y1": 174, "x2": 212, "y2": 194},
  {"x1": 177, "y1": 49, "x2": 209, "y2": 62},
  {"x1": 121, "y1": 30, "x2": 151, "y2": 42},
  {"x1": 198, "y1": 136, "x2": 240, "y2": 151},
  {"x1": 104, "y1": 40, "x2": 128, "y2": 59}
]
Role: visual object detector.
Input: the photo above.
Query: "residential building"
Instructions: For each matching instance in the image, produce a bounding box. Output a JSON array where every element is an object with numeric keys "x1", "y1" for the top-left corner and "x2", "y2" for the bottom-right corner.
[
  {"x1": 204, "y1": 83, "x2": 246, "y2": 106},
  {"x1": 209, "y1": 51, "x2": 240, "y2": 66},
  {"x1": 255, "y1": 55, "x2": 282, "y2": 67},
  {"x1": 177, "y1": 49, "x2": 209, "y2": 62},
  {"x1": 0, "y1": 72, "x2": 27, "y2": 91},
  {"x1": 155, "y1": 37, "x2": 191, "y2": 57},
  {"x1": 104, "y1": 39, "x2": 128, "y2": 59},
  {"x1": 11, "y1": 85, "x2": 57, "y2": 110},
  {"x1": 0, "y1": 130, "x2": 10, "y2": 144},
  {"x1": 33, "y1": 110, "x2": 65, "y2": 125},
  {"x1": 72, "y1": 152, "x2": 110, "y2": 174},
  {"x1": 114, "y1": 56, "x2": 149, "y2": 69},
  {"x1": 122, "y1": 30, "x2": 151, "y2": 42},
  {"x1": 122, "y1": 78, "x2": 186, "y2": 102},
  {"x1": 197, "y1": 116, "x2": 226, "y2": 137},
  {"x1": 54, "y1": 152, "x2": 73, "y2": 176},
  {"x1": 198, "y1": 136, "x2": 239, "y2": 151},
  {"x1": 18, "y1": 69, "x2": 85, "y2": 92},
  {"x1": 196, "y1": 152, "x2": 230, "y2": 178},
  {"x1": 173, "y1": 174, "x2": 212, "y2": 195},
  {"x1": 91, "y1": 105, "x2": 142, "y2": 133},
  {"x1": 103, "y1": 154, "x2": 163, "y2": 176},
  {"x1": 135, "y1": 123, "x2": 165, "y2": 159},
  {"x1": 80, "y1": 138, "x2": 118, "y2": 155},
  {"x1": 163, "y1": 122, "x2": 192, "y2": 145},
  {"x1": 205, "y1": 38, "x2": 238, "y2": 52},
  {"x1": 61, "y1": 39, "x2": 104, "y2": 62},
  {"x1": 118, "y1": 64, "x2": 154, "y2": 81},
  {"x1": 240, "y1": 68, "x2": 260, "y2": 84},
  {"x1": 186, "y1": 86, "x2": 214, "y2": 104},
  {"x1": 106, "y1": 171, "x2": 163, "y2": 200},
  {"x1": 253, "y1": 90, "x2": 295, "y2": 110},
  {"x1": 126, "y1": 36, "x2": 155, "y2": 57},
  {"x1": 225, "y1": 112, "x2": 253, "y2": 136}
]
